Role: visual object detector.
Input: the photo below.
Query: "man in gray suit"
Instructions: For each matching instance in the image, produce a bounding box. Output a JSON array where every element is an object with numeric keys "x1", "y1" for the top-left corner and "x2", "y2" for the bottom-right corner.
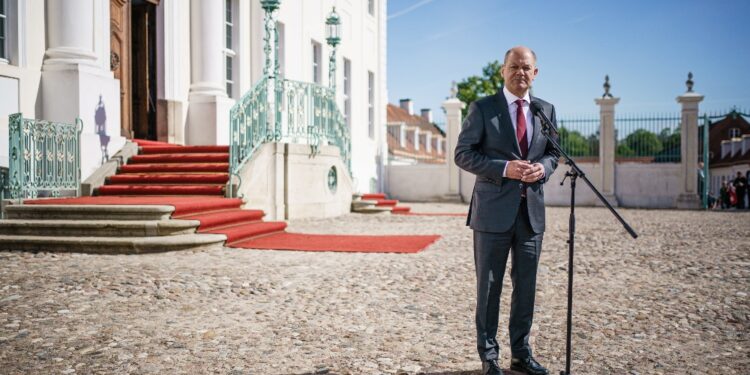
[{"x1": 454, "y1": 46, "x2": 559, "y2": 375}]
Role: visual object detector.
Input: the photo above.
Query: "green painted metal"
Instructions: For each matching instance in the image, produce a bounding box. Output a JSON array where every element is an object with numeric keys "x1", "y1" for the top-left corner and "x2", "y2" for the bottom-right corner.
[
  {"x1": 6, "y1": 113, "x2": 82, "y2": 200},
  {"x1": 227, "y1": 0, "x2": 350, "y2": 198},
  {"x1": 228, "y1": 77, "x2": 351, "y2": 197}
]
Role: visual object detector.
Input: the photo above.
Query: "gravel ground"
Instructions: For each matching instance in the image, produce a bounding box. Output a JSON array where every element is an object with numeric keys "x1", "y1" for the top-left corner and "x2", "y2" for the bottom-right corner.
[{"x1": 0, "y1": 204, "x2": 748, "y2": 375}]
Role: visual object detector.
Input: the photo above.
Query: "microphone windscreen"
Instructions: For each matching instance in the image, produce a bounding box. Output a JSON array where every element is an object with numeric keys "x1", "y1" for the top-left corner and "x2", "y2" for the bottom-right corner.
[{"x1": 529, "y1": 101, "x2": 543, "y2": 115}]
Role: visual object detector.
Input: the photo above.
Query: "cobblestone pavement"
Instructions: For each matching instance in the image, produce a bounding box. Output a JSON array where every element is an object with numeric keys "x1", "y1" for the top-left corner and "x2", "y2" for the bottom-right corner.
[{"x1": 0, "y1": 204, "x2": 748, "y2": 374}]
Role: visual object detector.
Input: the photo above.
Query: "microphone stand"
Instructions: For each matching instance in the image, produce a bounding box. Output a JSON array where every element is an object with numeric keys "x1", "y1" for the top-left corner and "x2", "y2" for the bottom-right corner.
[{"x1": 533, "y1": 106, "x2": 638, "y2": 375}]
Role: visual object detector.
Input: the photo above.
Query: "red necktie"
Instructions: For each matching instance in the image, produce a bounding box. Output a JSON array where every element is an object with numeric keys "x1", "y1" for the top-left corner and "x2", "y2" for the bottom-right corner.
[{"x1": 515, "y1": 99, "x2": 528, "y2": 159}]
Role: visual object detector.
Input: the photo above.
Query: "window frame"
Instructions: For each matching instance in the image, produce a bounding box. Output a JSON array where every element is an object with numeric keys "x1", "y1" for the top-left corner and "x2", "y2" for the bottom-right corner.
[
  {"x1": 0, "y1": 0, "x2": 7, "y2": 62},
  {"x1": 343, "y1": 58, "x2": 351, "y2": 129},
  {"x1": 223, "y1": 0, "x2": 237, "y2": 98},
  {"x1": 312, "y1": 40, "x2": 322, "y2": 84}
]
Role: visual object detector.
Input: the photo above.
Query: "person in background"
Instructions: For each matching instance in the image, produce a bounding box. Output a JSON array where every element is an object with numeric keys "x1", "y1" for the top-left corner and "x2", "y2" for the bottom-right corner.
[
  {"x1": 720, "y1": 179, "x2": 729, "y2": 209},
  {"x1": 732, "y1": 171, "x2": 747, "y2": 209}
]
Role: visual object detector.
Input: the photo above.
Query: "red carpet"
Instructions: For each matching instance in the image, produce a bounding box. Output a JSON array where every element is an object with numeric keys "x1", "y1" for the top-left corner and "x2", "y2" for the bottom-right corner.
[
  {"x1": 22, "y1": 139, "x2": 440, "y2": 253},
  {"x1": 358, "y1": 193, "x2": 412, "y2": 213},
  {"x1": 232, "y1": 233, "x2": 440, "y2": 253},
  {"x1": 25, "y1": 196, "x2": 244, "y2": 216}
]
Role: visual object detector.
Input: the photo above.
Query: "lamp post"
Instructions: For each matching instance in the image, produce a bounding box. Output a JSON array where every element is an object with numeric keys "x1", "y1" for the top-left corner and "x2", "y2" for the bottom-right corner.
[
  {"x1": 260, "y1": 0, "x2": 281, "y2": 78},
  {"x1": 260, "y1": 0, "x2": 281, "y2": 140},
  {"x1": 326, "y1": 7, "x2": 341, "y2": 93}
]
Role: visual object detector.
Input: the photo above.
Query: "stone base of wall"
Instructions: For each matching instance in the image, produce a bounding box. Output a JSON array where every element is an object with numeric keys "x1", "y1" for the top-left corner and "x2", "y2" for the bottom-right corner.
[{"x1": 237, "y1": 143, "x2": 352, "y2": 220}]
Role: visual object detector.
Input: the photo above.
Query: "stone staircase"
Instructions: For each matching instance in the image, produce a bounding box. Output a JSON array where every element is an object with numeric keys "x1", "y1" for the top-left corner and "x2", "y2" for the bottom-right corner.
[
  {"x1": 0, "y1": 204, "x2": 226, "y2": 254},
  {"x1": 350, "y1": 193, "x2": 411, "y2": 214}
]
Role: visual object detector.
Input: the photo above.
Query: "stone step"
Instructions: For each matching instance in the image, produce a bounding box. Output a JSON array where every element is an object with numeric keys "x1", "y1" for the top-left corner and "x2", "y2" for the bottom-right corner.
[
  {"x1": 5, "y1": 205, "x2": 174, "y2": 221},
  {"x1": 351, "y1": 199, "x2": 378, "y2": 209},
  {"x1": 0, "y1": 233, "x2": 227, "y2": 254},
  {"x1": 351, "y1": 206, "x2": 392, "y2": 214},
  {"x1": 0, "y1": 219, "x2": 200, "y2": 237}
]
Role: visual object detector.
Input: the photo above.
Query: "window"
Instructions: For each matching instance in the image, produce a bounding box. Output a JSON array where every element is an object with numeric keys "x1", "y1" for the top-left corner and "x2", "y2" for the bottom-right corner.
[
  {"x1": 368, "y1": 0, "x2": 375, "y2": 16},
  {"x1": 276, "y1": 21, "x2": 285, "y2": 78},
  {"x1": 224, "y1": 0, "x2": 237, "y2": 97},
  {"x1": 368, "y1": 71, "x2": 374, "y2": 139},
  {"x1": 312, "y1": 40, "x2": 322, "y2": 84},
  {"x1": 729, "y1": 128, "x2": 740, "y2": 138},
  {"x1": 343, "y1": 58, "x2": 351, "y2": 129},
  {"x1": 0, "y1": 0, "x2": 6, "y2": 61}
]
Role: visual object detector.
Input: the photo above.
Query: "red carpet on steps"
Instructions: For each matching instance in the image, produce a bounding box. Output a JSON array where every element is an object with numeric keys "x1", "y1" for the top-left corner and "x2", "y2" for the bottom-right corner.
[
  {"x1": 360, "y1": 193, "x2": 411, "y2": 213},
  {"x1": 25, "y1": 196, "x2": 439, "y2": 253},
  {"x1": 23, "y1": 140, "x2": 440, "y2": 253},
  {"x1": 233, "y1": 233, "x2": 441, "y2": 253}
]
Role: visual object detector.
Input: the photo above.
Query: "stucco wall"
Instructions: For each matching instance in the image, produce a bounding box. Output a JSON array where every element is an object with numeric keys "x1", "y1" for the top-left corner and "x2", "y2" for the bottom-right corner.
[{"x1": 386, "y1": 164, "x2": 449, "y2": 202}]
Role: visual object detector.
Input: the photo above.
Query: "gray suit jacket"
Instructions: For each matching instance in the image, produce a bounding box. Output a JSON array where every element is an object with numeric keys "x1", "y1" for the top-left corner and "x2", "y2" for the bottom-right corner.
[{"x1": 454, "y1": 91, "x2": 559, "y2": 234}]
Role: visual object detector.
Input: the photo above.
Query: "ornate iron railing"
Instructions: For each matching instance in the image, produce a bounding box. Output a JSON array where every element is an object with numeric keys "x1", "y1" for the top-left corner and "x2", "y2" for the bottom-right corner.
[
  {"x1": 6, "y1": 113, "x2": 82, "y2": 199},
  {"x1": 228, "y1": 77, "x2": 351, "y2": 197}
]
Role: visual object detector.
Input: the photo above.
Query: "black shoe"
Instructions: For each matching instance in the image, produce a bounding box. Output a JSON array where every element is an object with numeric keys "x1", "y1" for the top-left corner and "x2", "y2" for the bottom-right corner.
[
  {"x1": 481, "y1": 359, "x2": 504, "y2": 375},
  {"x1": 510, "y1": 356, "x2": 548, "y2": 375}
]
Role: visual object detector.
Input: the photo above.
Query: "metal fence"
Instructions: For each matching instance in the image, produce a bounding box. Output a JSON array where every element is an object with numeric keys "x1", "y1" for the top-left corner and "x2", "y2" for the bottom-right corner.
[
  {"x1": 556, "y1": 116, "x2": 599, "y2": 158},
  {"x1": 5, "y1": 113, "x2": 82, "y2": 200},
  {"x1": 228, "y1": 76, "x2": 351, "y2": 198},
  {"x1": 615, "y1": 114, "x2": 682, "y2": 162},
  {"x1": 556, "y1": 113, "x2": 683, "y2": 162}
]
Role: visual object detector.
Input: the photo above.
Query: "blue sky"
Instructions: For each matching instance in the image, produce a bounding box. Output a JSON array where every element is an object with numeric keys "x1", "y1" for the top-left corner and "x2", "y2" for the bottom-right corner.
[{"x1": 387, "y1": 0, "x2": 750, "y2": 122}]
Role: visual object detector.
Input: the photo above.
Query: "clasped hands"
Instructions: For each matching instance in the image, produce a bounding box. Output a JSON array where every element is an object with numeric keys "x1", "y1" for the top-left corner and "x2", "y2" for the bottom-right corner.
[{"x1": 507, "y1": 160, "x2": 544, "y2": 183}]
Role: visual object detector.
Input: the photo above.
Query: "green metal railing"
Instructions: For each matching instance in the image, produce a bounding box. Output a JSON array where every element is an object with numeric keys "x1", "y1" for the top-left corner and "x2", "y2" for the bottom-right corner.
[
  {"x1": 228, "y1": 77, "x2": 351, "y2": 197},
  {"x1": 556, "y1": 116, "x2": 600, "y2": 157},
  {"x1": 6, "y1": 113, "x2": 82, "y2": 200},
  {"x1": 615, "y1": 114, "x2": 682, "y2": 162}
]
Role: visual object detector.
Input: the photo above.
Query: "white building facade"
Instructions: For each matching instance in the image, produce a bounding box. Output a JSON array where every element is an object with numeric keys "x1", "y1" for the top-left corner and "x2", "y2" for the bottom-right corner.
[{"x1": 0, "y1": 0, "x2": 387, "y2": 194}]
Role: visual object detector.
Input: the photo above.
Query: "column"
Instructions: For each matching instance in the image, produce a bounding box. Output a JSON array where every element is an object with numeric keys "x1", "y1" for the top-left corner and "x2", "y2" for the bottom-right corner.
[
  {"x1": 595, "y1": 94, "x2": 619, "y2": 206},
  {"x1": 675, "y1": 73, "x2": 704, "y2": 209},
  {"x1": 442, "y1": 82, "x2": 466, "y2": 199},
  {"x1": 41, "y1": 0, "x2": 124, "y2": 181},
  {"x1": 44, "y1": 0, "x2": 98, "y2": 67},
  {"x1": 185, "y1": 0, "x2": 233, "y2": 145}
]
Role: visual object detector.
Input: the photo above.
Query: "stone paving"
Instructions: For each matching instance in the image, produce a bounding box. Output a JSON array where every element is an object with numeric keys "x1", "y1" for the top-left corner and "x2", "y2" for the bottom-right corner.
[{"x1": 0, "y1": 204, "x2": 748, "y2": 374}]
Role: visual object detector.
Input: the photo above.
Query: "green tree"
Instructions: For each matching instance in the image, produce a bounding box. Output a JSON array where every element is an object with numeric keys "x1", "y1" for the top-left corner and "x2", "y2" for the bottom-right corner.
[
  {"x1": 456, "y1": 60, "x2": 504, "y2": 118},
  {"x1": 622, "y1": 129, "x2": 663, "y2": 156},
  {"x1": 558, "y1": 127, "x2": 592, "y2": 157}
]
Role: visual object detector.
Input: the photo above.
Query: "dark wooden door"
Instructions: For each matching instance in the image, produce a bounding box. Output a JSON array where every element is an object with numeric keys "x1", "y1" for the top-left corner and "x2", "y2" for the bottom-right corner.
[{"x1": 131, "y1": 0, "x2": 158, "y2": 140}]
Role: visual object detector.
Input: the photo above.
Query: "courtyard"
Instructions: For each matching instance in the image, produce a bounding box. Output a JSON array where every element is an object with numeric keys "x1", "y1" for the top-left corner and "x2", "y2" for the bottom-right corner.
[{"x1": 0, "y1": 204, "x2": 748, "y2": 374}]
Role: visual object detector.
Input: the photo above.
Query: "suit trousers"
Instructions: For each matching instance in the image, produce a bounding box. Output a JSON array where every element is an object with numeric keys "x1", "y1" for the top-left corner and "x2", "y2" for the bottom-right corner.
[{"x1": 473, "y1": 198, "x2": 543, "y2": 361}]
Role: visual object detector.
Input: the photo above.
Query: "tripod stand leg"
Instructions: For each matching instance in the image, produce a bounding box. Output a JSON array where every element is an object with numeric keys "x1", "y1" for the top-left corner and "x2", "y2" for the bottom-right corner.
[{"x1": 561, "y1": 171, "x2": 577, "y2": 375}]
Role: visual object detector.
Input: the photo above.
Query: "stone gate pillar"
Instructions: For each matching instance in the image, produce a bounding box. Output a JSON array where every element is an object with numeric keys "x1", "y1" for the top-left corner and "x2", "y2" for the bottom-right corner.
[
  {"x1": 594, "y1": 75, "x2": 619, "y2": 206},
  {"x1": 675, "y1": 73, "x2": 704, "y2": 209},
  {"x1": 442, "y1": 82, "x2": 465, "y2": 198}
]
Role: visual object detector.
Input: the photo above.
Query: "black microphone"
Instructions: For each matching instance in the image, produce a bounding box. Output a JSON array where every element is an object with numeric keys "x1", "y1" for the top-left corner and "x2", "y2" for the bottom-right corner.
[{"x1": 529, "y1": 101, "x2": 559, "y2": 135}]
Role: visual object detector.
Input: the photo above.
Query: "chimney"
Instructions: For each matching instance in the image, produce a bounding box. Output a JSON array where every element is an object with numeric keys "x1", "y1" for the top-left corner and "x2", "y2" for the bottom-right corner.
[
  {"x1": 721, "y1": 140, "x2": 731, "y2": 158},
  {"x1": 420, "y1": 108, "x2": 433, "y2": 123},
  {"x1": 399, "y1": 98, "x2": 413, "y2": 115}
]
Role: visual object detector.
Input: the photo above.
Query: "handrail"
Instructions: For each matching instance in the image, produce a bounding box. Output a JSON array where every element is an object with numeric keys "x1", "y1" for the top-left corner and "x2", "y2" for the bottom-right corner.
[
  {"x1": 227, "y1": 77, "x2": 351, "y2": 197},
  {"x1": 6, "y1": 113, "x2": 83, "y2": 200}
]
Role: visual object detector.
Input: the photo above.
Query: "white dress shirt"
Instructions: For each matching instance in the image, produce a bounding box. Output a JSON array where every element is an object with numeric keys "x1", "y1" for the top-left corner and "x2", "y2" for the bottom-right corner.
[{"x1": 502, "y1": 87, "x2": 535, "y2": 177}]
